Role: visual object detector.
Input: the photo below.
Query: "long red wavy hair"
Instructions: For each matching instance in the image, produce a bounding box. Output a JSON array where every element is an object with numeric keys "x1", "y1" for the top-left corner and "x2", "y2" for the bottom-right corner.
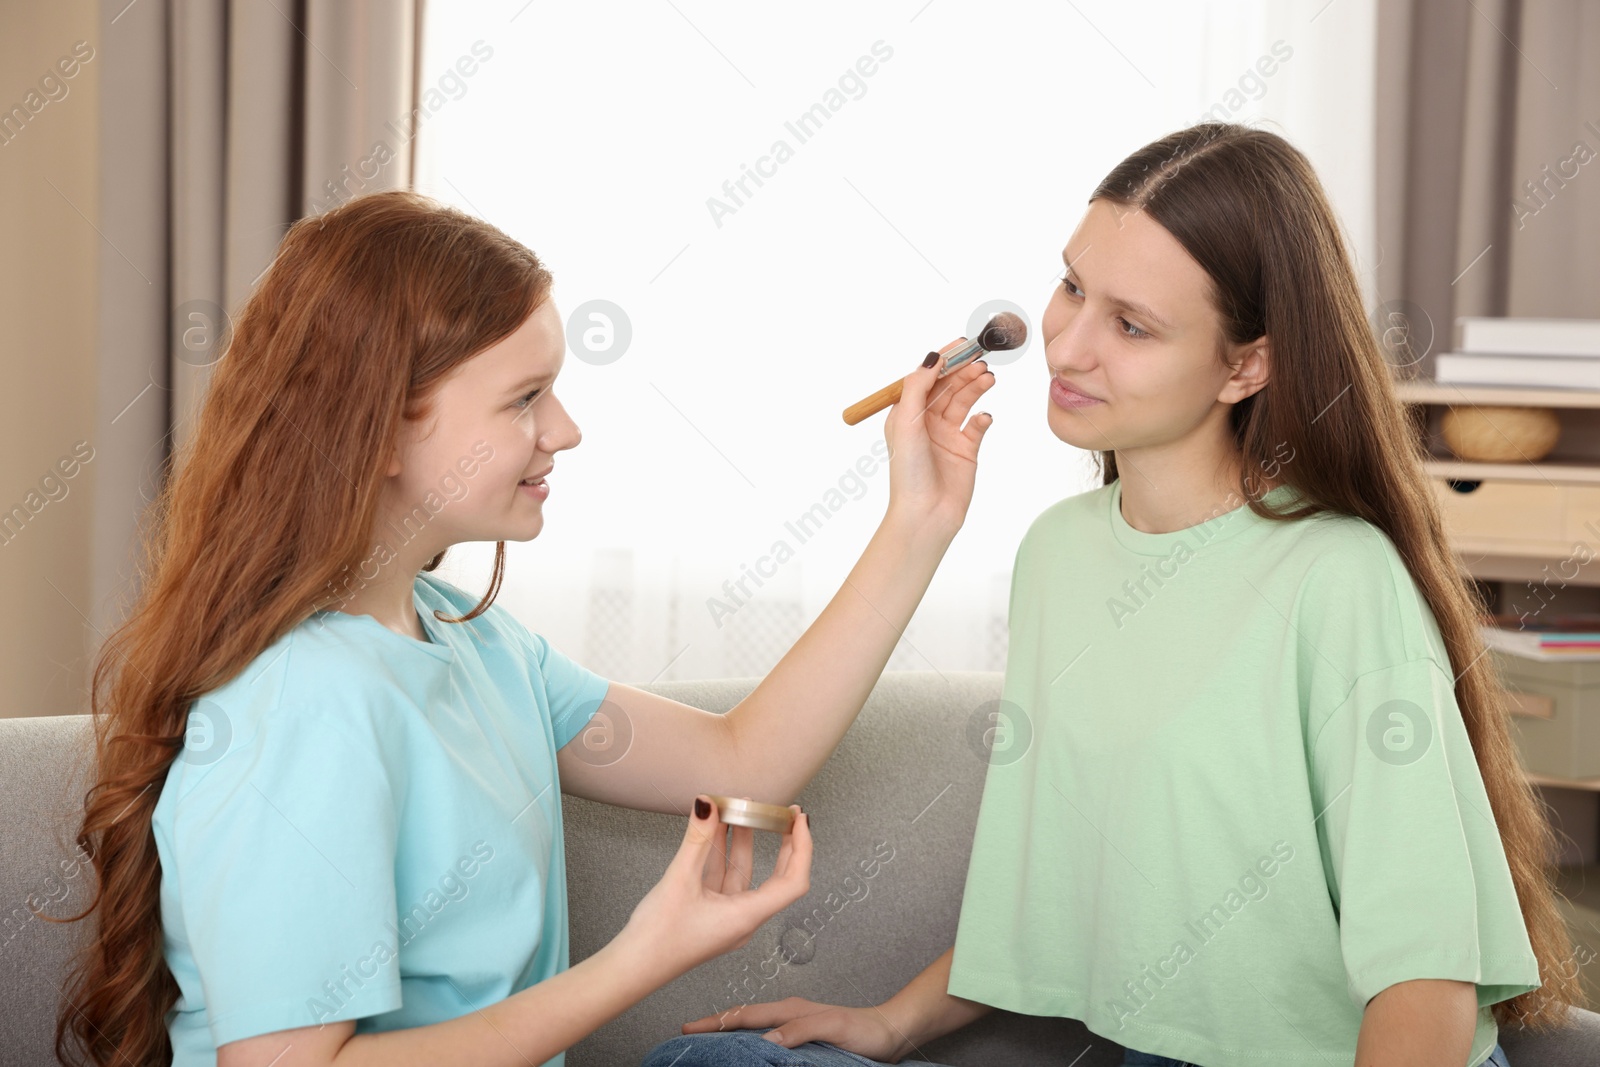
[{"x1": 49, "y1": 190, "x2": 553, "y2": 1065}]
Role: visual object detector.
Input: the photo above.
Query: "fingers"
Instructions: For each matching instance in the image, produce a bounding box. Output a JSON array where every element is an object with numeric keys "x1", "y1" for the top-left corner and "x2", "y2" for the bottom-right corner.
[
  {"x1": 701, "y1": 823, "x2": 728, "y2": 890},
  {"x1": 962, "y1": 408, "x2": 996, "y2": 448},
  {"x1": 669, "y1": 794, "x2": 722, "y2": 883},
  {"x1": 894, "y1": 342, "x2": 959, "y2": 419},
  {"x1": 762, "y1": 1008, "x2": 843, "y2": 1049},
  {"x1": 944, "y1": 367, "x2": 997, "y2": 442},
  {"x1": 896, "y1": 337, "x2": 966, "y2": 422},
  {"x1": 681, "y1": 998, "x2": 816, "y2": 1035},
  {"x1": 725, "y1": 822, "x2": 754, "y2": 892},
  {"x1": 689, "y1": 800, "x2": 805, "y2": 894},
  {"x1": 930, "y1": 359, "x2": 994, "y2": 422},
  {"x1": 754, "y1": 809, "x2": 812, "y2": 910},
  {"x1": 772, "y1": 805, "x2": 802, "y2": 878},
  {"x1": 919, "y1": 358, "x2": 981, "y2": 421}
]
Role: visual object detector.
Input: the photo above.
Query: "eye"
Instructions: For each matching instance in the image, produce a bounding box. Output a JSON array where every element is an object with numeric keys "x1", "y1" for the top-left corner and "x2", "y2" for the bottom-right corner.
[
  {"x1": 513, "y1": 387, "x2": 541, "y2": 410},
  {"x1": 1060, "y1": 272, "x2": 1151, "y2": 340}
]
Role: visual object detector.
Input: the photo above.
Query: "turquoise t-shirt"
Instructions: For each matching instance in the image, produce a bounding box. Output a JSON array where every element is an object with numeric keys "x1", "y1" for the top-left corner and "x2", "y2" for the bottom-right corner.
[
  {"x1": 947, "y1": 479, "x2": 1540, "y2": 1067},
  {"x1": 152, "y1": 571, "x2": 610, "y2": 1065}
]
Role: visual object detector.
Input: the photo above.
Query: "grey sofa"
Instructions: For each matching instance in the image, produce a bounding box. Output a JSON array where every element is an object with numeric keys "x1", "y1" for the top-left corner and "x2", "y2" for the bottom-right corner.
[{"x1": 2, "y1": 671, "x2": 1598, "y2": 1067}]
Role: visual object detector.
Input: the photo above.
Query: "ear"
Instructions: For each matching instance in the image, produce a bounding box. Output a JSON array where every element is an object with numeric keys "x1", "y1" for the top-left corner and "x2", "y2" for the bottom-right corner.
[
  {"x1": 1220, "y1": 335, "x2": 1270, "y2": 403},
  {"x1": 384, "y1": 441, "x2": 403, "y2": 478}
]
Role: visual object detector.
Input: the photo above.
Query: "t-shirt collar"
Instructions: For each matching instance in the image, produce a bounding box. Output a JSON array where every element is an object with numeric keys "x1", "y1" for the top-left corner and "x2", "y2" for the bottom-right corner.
[{"x1": 1108, "y1": 478, "x2": 1300, "y2": 556}]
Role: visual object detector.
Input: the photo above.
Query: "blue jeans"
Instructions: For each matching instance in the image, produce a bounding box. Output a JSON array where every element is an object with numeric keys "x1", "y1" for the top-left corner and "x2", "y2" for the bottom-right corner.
[
  {"x1": 639, "y1": 1028, "x2": 953, "y2": 1066},
  {"x1": 641, "y1": 1030, "x2": 1513, "y2": 1067},
  {"x1": 1122, "y1": 1041, "x2": 1512, "y2": 1066}
]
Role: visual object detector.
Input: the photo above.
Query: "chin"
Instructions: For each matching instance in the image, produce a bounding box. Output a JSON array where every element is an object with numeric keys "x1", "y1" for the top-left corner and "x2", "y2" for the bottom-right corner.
[
  {"x1": 1046, "y1": 408, "x2": 1105, "y2": 449},
  {"x1": 490, "y1": 512, "x2": 545, "y2": 542}
]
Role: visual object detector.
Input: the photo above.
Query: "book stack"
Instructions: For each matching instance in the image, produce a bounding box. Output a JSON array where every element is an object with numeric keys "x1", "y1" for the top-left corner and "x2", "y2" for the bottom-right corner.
[
  {"x1": 1436, "y1": 318, "x2": 1600, "y2": 389},
  {"x1": 1483, "y1": 613, "x2": 1600, "y2": 661}
]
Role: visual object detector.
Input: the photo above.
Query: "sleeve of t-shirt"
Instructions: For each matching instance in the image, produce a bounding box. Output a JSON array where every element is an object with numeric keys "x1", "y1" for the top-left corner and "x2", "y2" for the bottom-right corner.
[
  {"x1": 1307, "y1": 656, "x2": 1541, "y2": 1012},
  {"x1": 499, "y1": 615, "x2": 610, "y2": 751},
  {"x1": 166, "y1": 703, "x2": 403, "y2": 1047}
]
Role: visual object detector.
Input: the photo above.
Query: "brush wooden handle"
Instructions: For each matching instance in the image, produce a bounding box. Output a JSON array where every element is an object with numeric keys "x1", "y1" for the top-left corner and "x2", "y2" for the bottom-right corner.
[
  {"x1": 843, "y1": 380, "x2": 908, "y2": 425},
  {"x1": 842, "y1": 338, "x2": 966, "y2": 425}
]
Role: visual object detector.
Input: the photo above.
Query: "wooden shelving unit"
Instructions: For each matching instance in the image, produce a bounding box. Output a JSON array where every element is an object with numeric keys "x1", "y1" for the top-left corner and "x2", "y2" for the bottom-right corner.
[
  {"x1": 1398, "y1": 380, "x2": 1600, "y2": 486},
  {"x1": 1529, "y1": 773, "x2": 1600, "y2": 792},
  {"x1": 1397, "y1": 379, "x2": 1600, "y2": 856},
  {"x1": 1396, "y1": 380, "x2": 1600, "y2": 411},
  {"x1": 1422, "y1": 458, "x2": 1600, "y2": 486}
]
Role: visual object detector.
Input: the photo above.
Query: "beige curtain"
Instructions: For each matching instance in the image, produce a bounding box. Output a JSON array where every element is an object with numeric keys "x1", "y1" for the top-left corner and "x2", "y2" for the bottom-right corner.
[
  {"x1": 1375, "y1": 0, "x2": 1600, "y2": 374},
  {"x1": 172, "y1": 0, "x2": 420, "y2": 448},
  {"x1": 92, "y1": 0, "x2": 421, "y2": 637}
]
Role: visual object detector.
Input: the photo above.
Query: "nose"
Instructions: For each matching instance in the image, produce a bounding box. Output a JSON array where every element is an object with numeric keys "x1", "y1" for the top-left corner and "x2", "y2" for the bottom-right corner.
[
  {"x1": 1044, "y1": 303, "x2": 1095, "y2": 377},
  {"x1": 538, "y1": 393, "x2": 582, "y2": 454}
]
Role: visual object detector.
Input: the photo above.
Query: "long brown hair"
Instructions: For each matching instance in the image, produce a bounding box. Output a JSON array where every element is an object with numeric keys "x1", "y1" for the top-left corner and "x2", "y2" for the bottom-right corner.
[
  {"x1": 49, "y1": 190, "x2": 554, "y2": 1065},
  {"x1": 1089, "y1": 122, "x2": 1582, "y2": 1028}
]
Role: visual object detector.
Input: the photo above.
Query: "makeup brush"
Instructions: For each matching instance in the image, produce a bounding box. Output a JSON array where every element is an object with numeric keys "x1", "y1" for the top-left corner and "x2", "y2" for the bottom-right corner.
[{"x1": 842, "y1": 312, "x2": 1027, "y2": 425}]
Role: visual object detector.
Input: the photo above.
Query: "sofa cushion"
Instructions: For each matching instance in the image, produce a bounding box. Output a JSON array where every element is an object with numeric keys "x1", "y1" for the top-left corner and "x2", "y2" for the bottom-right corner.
[{"x1": 2, "y1": 674, "x2": 1597, "y2": 1066}]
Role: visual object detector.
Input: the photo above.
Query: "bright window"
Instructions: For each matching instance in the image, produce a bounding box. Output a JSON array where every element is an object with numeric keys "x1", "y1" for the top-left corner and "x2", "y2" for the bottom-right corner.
[{"x1": 415, "y1": 0, "x2": 1375, "y2": 682}]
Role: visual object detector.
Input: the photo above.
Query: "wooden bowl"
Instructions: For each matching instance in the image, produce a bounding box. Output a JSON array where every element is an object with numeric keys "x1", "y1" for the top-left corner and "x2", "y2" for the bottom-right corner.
[{"x1": 1440, "y1": 405, "x2": 1560, "y2": 463}]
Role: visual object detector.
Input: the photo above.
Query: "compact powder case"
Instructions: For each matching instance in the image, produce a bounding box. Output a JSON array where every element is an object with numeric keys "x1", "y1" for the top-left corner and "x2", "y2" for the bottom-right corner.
[{"x1": 705, "y1": 794, "x2": 797, "y2": 833}]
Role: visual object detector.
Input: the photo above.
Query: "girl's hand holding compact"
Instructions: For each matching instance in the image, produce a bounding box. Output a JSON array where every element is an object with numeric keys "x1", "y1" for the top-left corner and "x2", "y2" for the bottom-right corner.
[{"x1": 620, "y1": 796, "x2": 812, "y2": 980}]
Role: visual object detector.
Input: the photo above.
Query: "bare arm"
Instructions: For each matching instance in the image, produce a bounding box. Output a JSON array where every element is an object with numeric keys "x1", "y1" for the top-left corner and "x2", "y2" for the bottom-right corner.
[
  {"x1": 218, "y1": 932, "x2": 671, "y2": 1067},
  {"x1": 719, "y1": 508, "x2": 959, "y2": 805},
  {"x1": 219, "y1": 799, "x2": 814, "y2": 1067},
  {"x1": 1354, "y1": 978, "x2": 1478, "y2": 1067},
  {"x1": 558, "y1": 507, "x2": 958, "y2": 813},
  {"x1": 878, "y1": 946, "x2": 994, "y2": 1058},
  {"x1": 558, "y1": 358, "x2": 995, "y2": 814},
  {"x1": 339, "y1": 933, "x2": 678, "y2": 1066}
]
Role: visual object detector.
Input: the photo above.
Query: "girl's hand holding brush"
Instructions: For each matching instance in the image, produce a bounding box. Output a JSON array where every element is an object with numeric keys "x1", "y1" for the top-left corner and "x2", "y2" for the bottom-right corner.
[{"x1": 879, "y1": 347, "x2": 998, "y2": 540}]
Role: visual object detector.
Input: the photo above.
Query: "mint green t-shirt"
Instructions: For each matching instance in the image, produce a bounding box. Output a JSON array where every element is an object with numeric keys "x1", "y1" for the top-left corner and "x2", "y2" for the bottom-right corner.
[
  {"x1": 152, "y1": 572, "x2": 610, "y2": 1065},
  {"x1": 947, "y1": 480, "x2": 1540, "y2": 1067}
]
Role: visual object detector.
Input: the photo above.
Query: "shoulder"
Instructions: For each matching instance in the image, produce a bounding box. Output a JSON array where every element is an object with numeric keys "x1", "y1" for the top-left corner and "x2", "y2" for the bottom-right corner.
[
  {"x1": 163, "y1": 591, "x2": 468, "y2": 784},
  {"x1": 1293, "y1": 511, "x2": 1412, "y2": 593},
  {"x1": 1017, "y1": 483, "x2": 1115, "y2": 555},
  {"x1": 153, "y1": 634, "x2": 399, "y2": 832},
  {"x1": 1290, "y1": 511, "x2": 1452, "y2": 668}
]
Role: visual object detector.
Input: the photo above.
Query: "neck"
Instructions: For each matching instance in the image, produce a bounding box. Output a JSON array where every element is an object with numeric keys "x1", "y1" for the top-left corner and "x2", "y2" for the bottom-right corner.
[
  {"x1": 1113, "y1": 443, "x2": 1261, "y2": 536},
  {"x1": 331, "y1": 517, "x2": 449, "y2": 640}
]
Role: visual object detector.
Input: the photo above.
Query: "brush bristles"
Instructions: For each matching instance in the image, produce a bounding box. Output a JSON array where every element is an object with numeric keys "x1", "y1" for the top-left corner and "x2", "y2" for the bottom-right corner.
[{"x1": 979, "y1": 311, "x2": 1027, "y2": 351}]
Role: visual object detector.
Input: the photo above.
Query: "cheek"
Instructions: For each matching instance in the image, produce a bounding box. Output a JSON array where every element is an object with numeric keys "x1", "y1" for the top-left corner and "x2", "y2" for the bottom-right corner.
[
  {"x1": 511, "y1": 407, "x2": 542, "y2": 441},
  {"x1": 500, "y1": 421, "x2": 548, "y2": 477},
  {"x1": 426, "y1": 419, "x2": 501, "y2": 485},
  {"x1": 1116, "y1": 348, "x2": 1218, "y2": 419},
  {"x1": 1166, "y1": 346, "x2": 1226, "y2": 398},
  {"x1": 1113, "y1": 356, "x2": 1176, "y2": 410}
]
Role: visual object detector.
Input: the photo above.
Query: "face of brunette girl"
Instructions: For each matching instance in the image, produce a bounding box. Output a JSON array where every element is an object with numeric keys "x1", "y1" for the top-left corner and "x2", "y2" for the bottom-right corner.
[
  {"x1": 384, "y1": 299, "x2": 580, "y2": 547},
  {"x1": 1040, "y1": 198, "x2": 1268, "y2": 452}
]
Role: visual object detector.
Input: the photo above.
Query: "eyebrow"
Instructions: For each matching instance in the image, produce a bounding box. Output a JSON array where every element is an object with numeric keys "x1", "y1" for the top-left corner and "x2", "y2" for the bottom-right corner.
[
  {"x1": 503, "y1": 371, "x2": 555, "y2": 398},
  {"x1": 1062, "y1": 249, "x2": 1174, "y2": 333}
]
